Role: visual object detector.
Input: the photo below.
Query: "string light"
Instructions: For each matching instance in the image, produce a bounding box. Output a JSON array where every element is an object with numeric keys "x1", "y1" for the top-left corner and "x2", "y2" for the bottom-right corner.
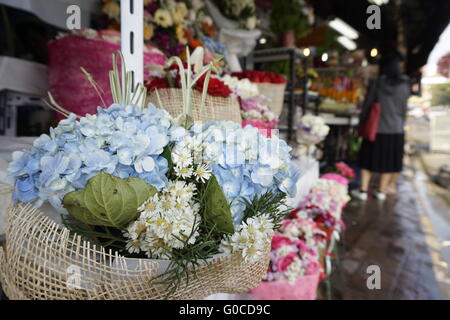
[
  {"x1": 321, "y1": 53, "x2": 328, "y2": 62},
  {"x1": 303, "y1": 48, "x2": 311, "y2": 57},
  {"x1": 370, "y1": 48, "x2": 378, "y2": 57}
]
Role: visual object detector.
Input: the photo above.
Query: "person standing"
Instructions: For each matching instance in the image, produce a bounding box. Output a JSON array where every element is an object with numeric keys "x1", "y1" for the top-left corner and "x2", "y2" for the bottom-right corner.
[{"x1": 352, "y1": 52, "x2": 410, "y2": 200}]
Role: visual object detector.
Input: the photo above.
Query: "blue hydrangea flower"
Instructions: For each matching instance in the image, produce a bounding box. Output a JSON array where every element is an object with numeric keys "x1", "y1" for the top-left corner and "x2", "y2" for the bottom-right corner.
[
  {"x1": 8, "y1": 103, "x2": 176, "y2": 213},
  {"x1": 186, "y1": 121, "x2": 299, "y2": 226}
]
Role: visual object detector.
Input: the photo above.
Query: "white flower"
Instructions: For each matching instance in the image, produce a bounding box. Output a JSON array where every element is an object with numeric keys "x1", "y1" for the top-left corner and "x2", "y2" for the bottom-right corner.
[
  {"x1": 154, "y1": 9, "x2": 173, "y2": 28},
  {"x1": 275, "y1": 245, "x2": 294, "y2": 258},
  {"x1": 219, "y1": 214, "x2": 274, "y2": 263},
  {"x1": 172, "y1": 148, "x2": 193, "y2": 167},
  {"x1": 125, "y1": 239, "x2": 146, "y2": 254},
  {"x1": 124, "y1": 180, "x2": 201, "y2": 258},
  {"x1": 246, "y1": 16, "x2": 257, "y2": 29},
  {"x1": 174, "y1": 165, "x2": 193, "y2": 179},
  {"x1": 282, "y1": 258, "x2": 305, "y2": 284},
  {"x1": 300, "y1": 114, "x2": 330, "y2": 137},
  {"x1": 194, "y1": 164, "x2": 212, "y2": 183}
]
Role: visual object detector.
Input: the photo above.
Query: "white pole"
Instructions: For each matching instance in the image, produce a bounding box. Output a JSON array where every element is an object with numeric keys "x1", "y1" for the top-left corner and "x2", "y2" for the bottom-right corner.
[{"x1": 121, "y1": 0, "x2": 144, "y2": 91}]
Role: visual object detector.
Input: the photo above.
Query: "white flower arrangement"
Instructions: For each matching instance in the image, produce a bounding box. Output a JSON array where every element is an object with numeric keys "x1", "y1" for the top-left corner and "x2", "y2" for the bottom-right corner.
[
  {"x1": 299, "y1": 114, "x2": 330, "y2": 138},
  {"x1": 221, "y1": 75, "x2": 259, "y2": 99},
  {"x1": 8, "y1": 48, "x2": 297, "y2": 296},
  {"x1": 124, "y1": 180, "x2": 201, "y2": 258},
  {"x1": 310, "y1": 178, "x2": 351, "y2": 207},
  {"x1": 219, "y1": 214, "x2": 275, "y2": 263}
]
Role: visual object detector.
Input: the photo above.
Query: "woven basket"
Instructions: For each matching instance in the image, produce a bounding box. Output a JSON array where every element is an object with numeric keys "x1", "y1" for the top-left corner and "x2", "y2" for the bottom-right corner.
[
  {"x1": 48, "y1": 35, "x2": 166, "y2": 121},
  {"x1": 255, "y1": 83, "x2": 286, "y2": 117},
  {"x1": 0, "y1": 203, "x2": 270, "y2": 300},
  {"x1": 147, "y1": 88, "x2": 242, "y2": 123}
]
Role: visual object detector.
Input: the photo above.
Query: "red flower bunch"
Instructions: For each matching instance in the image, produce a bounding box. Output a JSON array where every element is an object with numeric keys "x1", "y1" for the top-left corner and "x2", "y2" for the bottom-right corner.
[
  {"x1": 145, "y1": 71, "x2": 232, "y2": 98},
  {"x1": 194, "y1": 74, "x2": 232, "y2": 97},
  {"x1": 145, "y1": 77, "x2": 170, "y2": 90},
  {"x1": 231, "y1": 70, "x2": 287, "y2": 84},
  {"x1": 335, "y1": 162, "x2": 356, "y2": 180}
]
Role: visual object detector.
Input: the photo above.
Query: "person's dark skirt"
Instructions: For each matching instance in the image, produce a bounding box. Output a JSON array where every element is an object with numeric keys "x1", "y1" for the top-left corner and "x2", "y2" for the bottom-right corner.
[{"x1": 358, "y1": 133, "x2": 405, "y2": 173}]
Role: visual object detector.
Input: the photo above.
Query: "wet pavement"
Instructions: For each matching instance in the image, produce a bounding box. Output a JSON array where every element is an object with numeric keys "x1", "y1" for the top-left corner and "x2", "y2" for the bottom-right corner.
[
  {"x1": 327, "y1": 117, "x2": 450, "y2": 300},
  {"x1": 328, "y1": 173, "x2": 450, "y2": 299}
]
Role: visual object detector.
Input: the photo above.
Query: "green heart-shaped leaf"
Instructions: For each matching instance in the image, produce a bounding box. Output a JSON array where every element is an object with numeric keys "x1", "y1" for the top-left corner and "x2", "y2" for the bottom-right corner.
[
  {"x1": 203, "y1": 175, "x2": 234, "y2": 235},
  {"x1": 63, "y1": 172, "x2": 157, "y2": 228}
]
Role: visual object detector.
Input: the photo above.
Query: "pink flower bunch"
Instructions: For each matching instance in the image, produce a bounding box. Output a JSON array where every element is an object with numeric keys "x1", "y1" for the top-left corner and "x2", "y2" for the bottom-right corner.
[
  {"x1": 265, "y1": 218, "x2": 323, "y2": 283},
  {"x1": 335, "y1": 162, "x2": 356, "y2": 181},
  {"x1": 320, "y1": 173, "x2": 349, "y2": 186}
]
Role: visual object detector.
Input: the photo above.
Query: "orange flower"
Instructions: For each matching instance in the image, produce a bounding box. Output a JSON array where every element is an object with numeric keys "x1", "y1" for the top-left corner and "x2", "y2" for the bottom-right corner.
[
  {"x1": 189, "y1": 38, "x2": 203, "y2": 48},
  {"x1": 144, "y1": 24, "x2": 154, "y2": 40},
  {"x1": 201, "y1": 22, "x2": 217, "y2": 37},
  {"x1": 176, "y1": 24, "x2": 187, "y2": 44}
]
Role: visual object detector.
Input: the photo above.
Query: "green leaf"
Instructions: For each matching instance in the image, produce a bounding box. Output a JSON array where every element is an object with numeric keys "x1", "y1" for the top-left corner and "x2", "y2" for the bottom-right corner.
[
  {"x1": 203, "y1": 175, "x2": 234, "y2": 234},
  {"x1": 161, "y1": 144, "x2": 174, "y2": 175},
  {"x1": 62, "y1": 172, "x2": 157, "y2": 228}
]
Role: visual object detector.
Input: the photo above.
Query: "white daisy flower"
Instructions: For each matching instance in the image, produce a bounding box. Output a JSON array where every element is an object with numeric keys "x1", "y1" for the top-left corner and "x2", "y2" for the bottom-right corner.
[
  {"x1": 174, "y1": 165, "x2": 193, "y2": 179},
  {"x1": 194, "y1": 164, "x2": 211, "y2": 183},
  {"x1": 172, "y1": 148, "x2": 193, "y2": 167}
]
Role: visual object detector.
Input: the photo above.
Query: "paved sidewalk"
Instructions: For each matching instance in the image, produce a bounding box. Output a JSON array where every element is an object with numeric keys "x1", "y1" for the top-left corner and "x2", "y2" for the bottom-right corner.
[{"x1": 329, "y1": 175, "x2": 450, "y2": 300}]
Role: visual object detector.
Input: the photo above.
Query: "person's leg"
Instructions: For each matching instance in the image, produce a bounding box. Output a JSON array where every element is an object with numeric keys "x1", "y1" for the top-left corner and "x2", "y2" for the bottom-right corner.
[
  {"x1": 360, "y1": 169, "x2": 372, "y2": 192},
  {"x1": 386, "y1": 173, "x2": 398, "y2": 195},
  {"x1": 379, "y1": 173, "x2": 392, "y2": 193}
]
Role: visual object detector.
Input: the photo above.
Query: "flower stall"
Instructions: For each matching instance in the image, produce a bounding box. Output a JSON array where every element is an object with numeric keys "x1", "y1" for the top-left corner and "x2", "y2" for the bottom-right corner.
[{"x1": 0, "y1": 0, "x2": 355, "y2": 301}]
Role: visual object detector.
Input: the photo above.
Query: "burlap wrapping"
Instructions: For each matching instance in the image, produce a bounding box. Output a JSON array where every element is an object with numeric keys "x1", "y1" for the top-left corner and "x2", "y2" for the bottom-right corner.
[
  {"x1": 0, "y1": 203, "x2": 270, "y2": 300},
  {"x1": 255, "y1": 83, "x2": 286, "y2": 117},
  {"x1": 147, "y1": 88, "x2": 242, "y2": 123}
]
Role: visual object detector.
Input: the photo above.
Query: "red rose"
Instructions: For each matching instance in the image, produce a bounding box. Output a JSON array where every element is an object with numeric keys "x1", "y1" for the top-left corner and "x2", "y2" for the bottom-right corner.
[
  {"x1": 230, "y1": 70, "x2": 286, "y2": 84},
  {"x1": 145, "y1": 77, "x2": 169, "y2": 90},
  {"x1": 194, "y1": 74, "x2": 232, "y2": 97}
]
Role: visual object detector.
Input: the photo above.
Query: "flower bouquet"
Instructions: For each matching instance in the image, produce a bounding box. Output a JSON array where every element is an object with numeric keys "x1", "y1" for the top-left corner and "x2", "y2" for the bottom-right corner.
[
  {"x1": 1, "y1": 49, "x2": 299, "y2": 300},
  {"x1": 99, "y1": 0, "x2": 217, "y2": 58},
  {"x1": 221, "y1": 75, "x2": 278, "y2": 137},
  {"x1": 206, "y1": 0, "x2": 257, "y2": 30},
  {"x1": 250, "y1": 218, "x2": 324, "y2": 300},
  {"x1": 334, "y1": 161, "x2": 356, "y2": 182},
  {"x1": 310, "y1": 178, "x2": 351, "y2": 209},
  {"x1": 232, "y1": 71, "x2": 287, "y2": 117},
  {"x1": 292, "y1": 177, "x2": 350, "y2": 277},
  {"x1": 48, "y1": 28, "x2": 166, "y2": 121},
  {"x1": 146, "y1": 48, "x2": 241, "y2": 123},
  {"x1": 296, "y1": 114, "x2": 330, "y2": 146}
]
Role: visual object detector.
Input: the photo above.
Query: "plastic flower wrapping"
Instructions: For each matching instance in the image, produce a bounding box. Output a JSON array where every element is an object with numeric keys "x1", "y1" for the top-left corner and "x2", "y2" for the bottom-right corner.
[
  {"x1": 264, "y1": 218, "x2": 323, "y2": 284},
  {"x1": 8, "y1": 48, "x2": 300, "y2": 289}
]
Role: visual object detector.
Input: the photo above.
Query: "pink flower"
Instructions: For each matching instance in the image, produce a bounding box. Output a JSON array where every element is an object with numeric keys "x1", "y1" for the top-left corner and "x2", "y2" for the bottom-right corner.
[
  {"x1": 335, "y1": 162, "x2": 356, "y2": 180},
  {"x1": 271, "y1": 234, "x2": 294, "y2": 250},
  {"x1": 297, "y1": 239, "x2": 309, "y2": 253},
  {"x1": 321, "y1": 173, "x2": 349, "y2": 186},
  {"x1": 276, "y1": 253, "x2": 297, "y2": 272},
  {"x1": 305, "y1": 260, "x2": 321, "y2": 275}
]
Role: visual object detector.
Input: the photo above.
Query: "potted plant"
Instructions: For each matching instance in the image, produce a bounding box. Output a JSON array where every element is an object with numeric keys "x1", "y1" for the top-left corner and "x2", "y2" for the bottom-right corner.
[{"x1": 270, "y1": 0, "x2": 310, "y2": 47}]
